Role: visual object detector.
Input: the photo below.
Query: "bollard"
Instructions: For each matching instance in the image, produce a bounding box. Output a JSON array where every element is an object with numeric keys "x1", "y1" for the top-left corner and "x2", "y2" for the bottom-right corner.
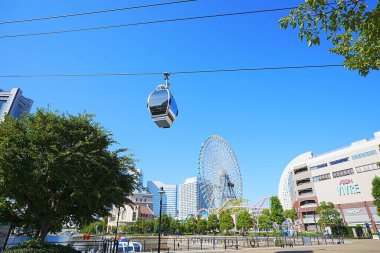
[
  {"x1": 213, "y1": 237, "x2": 215, "y2": 249},
  {"x1": 200, "y1": 238, "x2": 203, "y2": 250}
]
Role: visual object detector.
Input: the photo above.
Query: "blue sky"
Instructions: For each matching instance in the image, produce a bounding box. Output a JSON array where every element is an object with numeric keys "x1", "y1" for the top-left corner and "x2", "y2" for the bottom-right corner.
[{"x1": 1, "y1": 0, "x2": 379, "y2": 205}]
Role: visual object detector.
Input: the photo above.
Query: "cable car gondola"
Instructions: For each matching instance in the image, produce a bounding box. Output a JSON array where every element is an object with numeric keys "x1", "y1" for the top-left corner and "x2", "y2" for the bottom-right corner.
[{"x1": 147, "y1": 73, "x2": 178, "y2": 128}]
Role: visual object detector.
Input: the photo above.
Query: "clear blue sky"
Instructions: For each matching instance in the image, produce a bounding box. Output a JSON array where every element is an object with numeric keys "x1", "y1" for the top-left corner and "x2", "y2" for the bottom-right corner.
[{"x1": 1, "y1": 0, "x2": 379, "y2": 205}]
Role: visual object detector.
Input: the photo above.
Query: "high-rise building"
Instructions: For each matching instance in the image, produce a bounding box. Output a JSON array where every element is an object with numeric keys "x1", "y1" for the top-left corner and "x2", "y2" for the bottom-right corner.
[
  {"x1": 283, "y1": 131, "x2": 380, "y2": 232},
  {"x1": 147, "y1": 181, "x2": 177, "y2": 217},
  {"x1": 0, "y1": 88, "x2": 33, "y2": 121},
  {"x1": 179, "y1": 177, "x2": 199, "y2": 220}
]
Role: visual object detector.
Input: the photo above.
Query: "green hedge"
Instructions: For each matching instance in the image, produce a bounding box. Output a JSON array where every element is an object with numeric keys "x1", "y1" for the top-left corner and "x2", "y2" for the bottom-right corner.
[{"x1": 4, "y1": 239, "x2": 77, "y2": 253}]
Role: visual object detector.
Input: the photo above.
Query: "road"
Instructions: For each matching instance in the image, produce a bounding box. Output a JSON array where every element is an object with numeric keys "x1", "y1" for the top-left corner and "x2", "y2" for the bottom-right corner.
[{"x1": 206, "y1": 239, "x2": 380, "y2": 253}]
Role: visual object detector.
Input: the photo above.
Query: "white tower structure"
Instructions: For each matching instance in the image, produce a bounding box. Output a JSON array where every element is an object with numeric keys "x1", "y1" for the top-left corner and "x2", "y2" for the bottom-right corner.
[
  {"x1": 179, "y1": 177, "x2": 200, "y2": 220},
  {"x1": 278, "y1": 152, "x2": 313, "y2": 210}
]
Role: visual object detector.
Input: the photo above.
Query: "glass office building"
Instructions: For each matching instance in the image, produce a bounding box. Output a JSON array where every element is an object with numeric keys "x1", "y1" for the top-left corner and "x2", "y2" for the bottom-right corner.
[
  {"x1": 147, "y1": 181, "x2": 178, "y2": 217},
  {"x1": 0, "y1": 88, "x2": 33, "y2": 121}
]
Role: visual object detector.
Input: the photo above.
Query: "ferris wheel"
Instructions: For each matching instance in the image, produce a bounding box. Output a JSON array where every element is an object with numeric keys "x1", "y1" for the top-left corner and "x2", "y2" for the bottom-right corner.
[{"x1": 198, "y1": 135, "x2": 243, "y2": 210}]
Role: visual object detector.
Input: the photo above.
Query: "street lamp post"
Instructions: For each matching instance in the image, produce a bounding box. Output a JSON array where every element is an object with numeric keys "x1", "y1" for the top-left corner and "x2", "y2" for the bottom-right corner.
[
  {"x1": 158, "y1": 187, "x2": 165, "y2": 253},
  {"x1": 113, "y1": 207, "x2": 121, "y2": 253}
]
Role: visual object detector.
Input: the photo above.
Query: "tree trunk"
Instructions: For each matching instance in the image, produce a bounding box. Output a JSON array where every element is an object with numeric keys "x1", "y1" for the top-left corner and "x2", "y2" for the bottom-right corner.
[{"x1": 38, "y1": 216, "x2": 51, "y2": 241}]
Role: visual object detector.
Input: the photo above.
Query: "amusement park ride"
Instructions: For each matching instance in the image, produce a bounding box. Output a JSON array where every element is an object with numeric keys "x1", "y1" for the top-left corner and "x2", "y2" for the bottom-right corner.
[{"x1": 194, "y1": 135, "x2": 272, "y2": 221}]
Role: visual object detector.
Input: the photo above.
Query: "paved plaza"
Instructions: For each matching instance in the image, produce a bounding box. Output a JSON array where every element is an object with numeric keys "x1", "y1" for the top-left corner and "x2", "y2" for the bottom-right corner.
[{"x1": 206, "y1": 239, "x2": 380, "y2": 253}]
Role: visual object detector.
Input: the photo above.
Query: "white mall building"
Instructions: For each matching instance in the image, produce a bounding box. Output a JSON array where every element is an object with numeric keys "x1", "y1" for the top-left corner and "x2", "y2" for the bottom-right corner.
[{"x1": 279, "y1": 131, "x2": 380, "y2": 232}]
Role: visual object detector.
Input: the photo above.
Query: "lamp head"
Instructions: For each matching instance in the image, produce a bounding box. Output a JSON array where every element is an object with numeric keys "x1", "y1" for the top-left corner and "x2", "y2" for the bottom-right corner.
[{"x1": 158, "y1": 186, "x2": 165, "y2": 196}]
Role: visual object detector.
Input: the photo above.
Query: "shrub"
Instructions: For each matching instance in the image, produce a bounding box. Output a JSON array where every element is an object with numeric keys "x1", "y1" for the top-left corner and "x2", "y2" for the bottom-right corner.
[{"x1": 5, "y1": 239, "x2": 77, "y2": 253}]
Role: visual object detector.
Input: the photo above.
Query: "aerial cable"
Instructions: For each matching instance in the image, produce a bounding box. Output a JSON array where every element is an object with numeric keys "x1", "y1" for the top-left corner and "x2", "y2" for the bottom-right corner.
[
  {"x1": 0, "y1": 7, "x2": 296, "y2": 39},
  {"x1": 0, "y1": 64, "x2": 343, "y2": 78},
  {"x1": 0, "y1": 0, "x2": 196, "y2": 25}
]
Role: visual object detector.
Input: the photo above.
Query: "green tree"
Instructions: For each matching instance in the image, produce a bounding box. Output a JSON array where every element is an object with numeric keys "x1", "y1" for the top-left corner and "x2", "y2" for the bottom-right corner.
[
  {"x1": 133, "y1": 218, "x2": 144, "y2": 234},
  {"x1": 197, "y1": 219, "x2": 208, "y2": 235},
  {"x1": 81, "y1": 220, "x2": 107, "y2": 235},
  {"x1": 236, "y1": 210, "x2": 253, "y2": 232},
  {"x1": 170, "y1": 218, "x2": 181, "y2": 234},
  {"x1": 372, "y1": 176, "x2": 380, "y2": 215},
  {"x1": 279, "y1": 0, "x2": 380, "y2": 76},
  {"x1": 145, "y1": 220, "x2": 155, "y2": 234},
  {"x1": 207, "y1": 214, "x2": 219, "y2": 234},
  {"x1": 154, "y1": 214, "x2": 171, "y2": 234},
  {"x1": 315, "y1": 201, "x2": 342, "y2": 230},
  {"x1": 284, "y1": 209, "x2": 298, "y2": 222},
  {"x1": 258, "y1": 209, "x2": 272, "y2": 231},
  {"x1": 0, "y1": 108, "x2": 138, "y2": 240},
  {"x1": 183, "y1": 217, "x2": 197, "y2": 234},
  {"x1": 219, "y1": 210, "x2": 234, "y2": 233},
  {"x1": 270, "y1": 196, "x2": 285, "y2": 224}
]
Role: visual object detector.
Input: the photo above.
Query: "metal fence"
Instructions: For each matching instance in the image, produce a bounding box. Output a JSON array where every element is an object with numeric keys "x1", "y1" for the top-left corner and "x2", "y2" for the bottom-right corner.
[
  {"x1": 127, "y1": 235, "x2": 344, "y2": 252},
  {"x1": 68, "y1": 239, "x2": 118, "y2": 253},
  {"x1": 3, "y1": 235, "x2": 345, "y2": 253}
]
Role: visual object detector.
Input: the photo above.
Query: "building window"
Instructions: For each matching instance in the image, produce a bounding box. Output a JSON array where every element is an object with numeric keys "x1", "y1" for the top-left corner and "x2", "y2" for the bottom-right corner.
[
  {"x1": 332, "y1": 168, "x2": 354, "y2": 178},
  {"x1": 310, "y1": 163, "x2": 328, "y2": 171},
  {"x1": 298, "y1": 188, "x2": 313, "y2": 196},
  {"x1": 296, "y1": 178, "x2": 311, "y2": 186},
  {"x1": 294, "y1": 166, "x2": 308, "y2": 174},
  {"x1": 330, "y1": 157, "x2": 349, "y2": 166},
  {"x1": 352, "y1": 150, "x2": 377, "y2": 160},
  {"x1": 312, "y1": 173, "x2": 331, "y2": 182},
  {"x1": 300, "y1": 200, "x2": 317, "y2": 206},
  {"x1": 355, "y1": 163, "x2": 380, "y2": 173}
]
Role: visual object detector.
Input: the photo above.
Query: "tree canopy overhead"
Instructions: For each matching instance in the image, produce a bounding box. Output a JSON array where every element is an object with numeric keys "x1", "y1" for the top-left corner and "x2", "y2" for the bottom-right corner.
[
  {"x1": 279, "y1": 0, "x2": 380, "y2": 76},
  {"x1": 0, "y1": 108, "x2": 138, "y2": 240}
]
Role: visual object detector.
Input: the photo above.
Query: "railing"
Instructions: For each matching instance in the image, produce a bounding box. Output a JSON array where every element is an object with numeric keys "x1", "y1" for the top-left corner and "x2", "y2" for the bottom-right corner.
[{"x1": 3, "y1": 235, "x2": 346, "y2": 252}]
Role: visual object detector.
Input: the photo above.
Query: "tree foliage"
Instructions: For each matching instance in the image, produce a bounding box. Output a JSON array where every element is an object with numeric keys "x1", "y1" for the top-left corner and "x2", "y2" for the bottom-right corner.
[
  {"x1": 315, "y1": 201, "x2": 342, "y2": 229},
  {"x1": 183, "y1": 217, "x2": 197, "y2": 234},
  {"x1": 258, "y1": 208, "x2": 272, "y2": 230},
  {"x1": 372, "y1": 176, "x2": 380, "y2": 215},
  {"x1": 207, "y1": 214, "x2": 219, "y2": 234},
  {"x1": 0, "y1": 108, "x2": 138, "y2": 240},
  {"x1": 81, "y1": 220, "x2": 107, "y2": 234},
  {"x1": 270, "y1": 196, "x2": 285, "y2": 224},
  {"x1": 219, "y1": 210, "x2": 234, "y2": 232},
  {"x1": 279, "y1": 0, "x2": 380, "y2": 76},
  {"x1": 236, "y1": 210, "x2": 253, "y2": 232},
  {"x1": 196, "y1": 219, "x2": 207, "y2": 235},
  {"x1": 284, "y1": 209, "x2": 298, "y2": 221},
  {"x1": 154, "y1": 214, "x2": 171, "y2": 234}
]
